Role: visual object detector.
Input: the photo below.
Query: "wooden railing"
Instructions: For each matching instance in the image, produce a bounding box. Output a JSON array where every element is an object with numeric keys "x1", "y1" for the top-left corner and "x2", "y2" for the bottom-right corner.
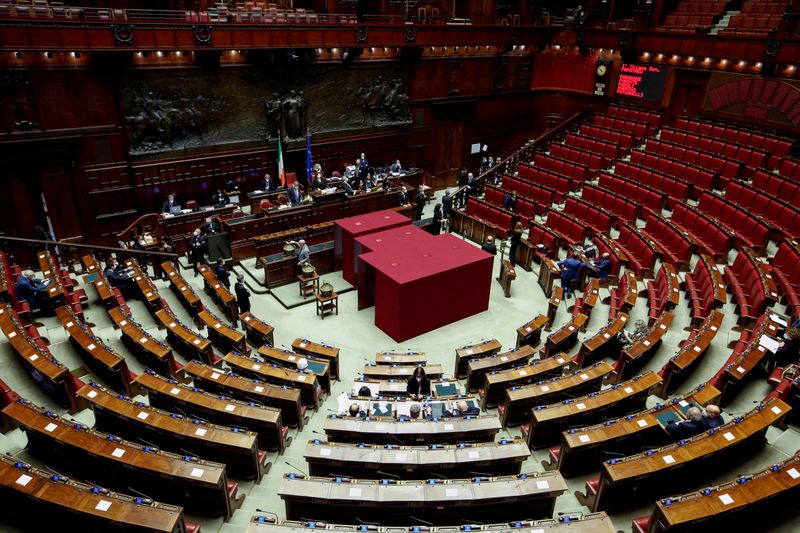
[
  {"x1": 451, "y1": 107, "x2": 591, "y2": 210},
  {"x1": 116, "y1": 213, "x2": 162, "y2": 248}
]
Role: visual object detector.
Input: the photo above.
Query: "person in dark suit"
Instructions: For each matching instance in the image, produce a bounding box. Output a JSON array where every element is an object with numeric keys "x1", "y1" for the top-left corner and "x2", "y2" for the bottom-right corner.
[
  {"x1": 665, "y1": 407, "x2": 706, "y2": 439},
  {"x1": 432, "y1": 204, "x2": 443, "y2": 235},
  {"x1": 397, "y1": 186, "x2": 410, "y2": 206},
  {"x1": 214, "y1": 259, "x2": 230, "y2": 289},
  {"x1": 348, "y1": 403, "x2": 368, "y2": 417},
  {"x1": 390, "y1": 159, "x2": 402, "y2": 173},
  {"x1": 406, "y1": 366, "x2": 431, "y2": 400},
  {"x1": 414, "y1": 186, "x2": 426, "y2": 221},
  {"x1": 509, "y1": 222, "x2": 524, "y2": 267},
  {"x1": 339, "y1": 176, "x2": 355, "y2": 196},
  {"x1": 201, "y1": 217, "x2": 220, "y2": 236},
  {"x1": 15, "y1": 270, "x2": 49, "y2": 310},
  {"x1": 466, "y1": 173, "x2": 478, "y2": 198},
  {"x1": 235, "y1": 274, "x2": 251, "y2": 313},
  {"x1": 162, "y1": 194, "x2": 178, "y2": 213},
  {"x1": 557, "y1": 256, "x2": 586, "y2": 299},
  {"x1": 503, "y1": 193, "x2": 517, "y2": 212},
  {"x1": 481, "y1": 236, "x2": 497, "y2": 255},
  {"x1": 703, "y1": 404, "x2": 724, "y2": 429},
  {"x1": 212, "y1": 188, "x2": 228, "y2": 207},
  {"x1": 358, "y1": 386, "x2": 373, "y2": 397},
  {"x1": 443, "y1": 400, "x2": 480, "y2": 417},
  {"x1": 398, "y1": 403, "x2": 422, "y2": 421},
  {"x1": 258, "y1": 173, "x2": 274, "y2": 191},
  {"x1": 310, "y1": 173, "x2": 327, "y2": 190},
  {"x1": 359, "y1": 153, "x2": 369, "y2": 173},
  {"x1": 189, "y1": 229, "x2": 206, "y2": 276},
  {"x1": 442, "y1": 190, "x2": 453, "y2": 221},
  {"x1": 588, "y1": 252, "x2": 612, "y2": 280},
  {"x1": 287, "y1": 182, "x2": 303, "y2": 206},
  {"x1": 104, "y1": 259, "x2": 132, "y2": 298}
]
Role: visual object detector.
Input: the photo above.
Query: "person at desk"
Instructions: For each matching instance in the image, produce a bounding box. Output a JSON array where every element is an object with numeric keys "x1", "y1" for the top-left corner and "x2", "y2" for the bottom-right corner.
[
  {"x1": 503, "y1": 192, "x2": 517, "y2": 212},
  {"x1": 703, "y1": 404, "x2": 724, "y2": 429},
  {"x1": 557, "y1": 256, "x2": 586, "y2": 299},
  {"x1": 588, "y1": 252, "x2": 612, "y2": 280},
  {"x1": 348, "y1": 403, "x2": 368, "y2": 417},
  {"x1": 481, "y1": 236, "x2": 497, "y2": 255},
  {"x1": 390, "y1": 159, "x2": 402, "y2": 174},
  {"x1": 287, "y1": 182, "x2": 303, "y2": 206},
  {"x1": 212, "y1": 188, "x2": 228, "y2": 207},
  {"x1": 414, "y1": 186, "x2": 427, "y2": 221},
  {"x1": 201, "y1": 217, "x2": 220, "y2": 235},
  {"x1": 339, "y1": 176, "x2": 355, "y2": 196},
  {"x1": 397, "y1": 186, "x2": 411, "y2": 206},
  {"x1": 214, "y1": 259, "x2": 230, "y2": 289},
  {"x1": 444, "y1": 400, "x2": 480, "y2": 417},
  {"x1": 258, "y1": 173, "x2": 274, "y2": 192},
  {"x1": 665, "y1": 406, "x2": 723, "y2": 439},
  {"x1": 407, "y1": 367, "x2": 431, "y2": 400},
  {"x1": 358, "y1": 386, "x2": 374, "y2": 397},
  {"x1": 15, "y1": 270, "x2": 50, "y2": 311},
  {"x1": 310, "y1": 172, "x2": 327, "y2": 191},
  {"x1": 580, "y1": 239, "x2": 598, "y2": 259},
  {"x1": 189, "y1": 229, "x2": 206, "y2": 276},
  {"x1": 234, "y1": 274, "x2": 251, "y2": 313},
  {"x1": 289, "y1": 239, "x2": 310, "y2": 267},
  {"x1": 104, "y1": 259, "x2": 132, "y2": 298},
  {"x1": 398, "y1": 403, "x2": 422, "y2": 421},
  {"x1": 162, "y1": 193, "x2": 178, "y2": 214}
]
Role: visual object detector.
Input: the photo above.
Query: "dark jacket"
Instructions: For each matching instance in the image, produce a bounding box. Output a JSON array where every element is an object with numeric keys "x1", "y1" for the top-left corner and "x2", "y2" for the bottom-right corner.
[
  {"x1": 235, "y1": 281, "x2": 251, "y2": 312},
  {"x1": 406, "y1": 376, "x2": 431, "y2": 397},
  {"x1": 214, "y1": 264, "x2": 231, "y2": 288}
]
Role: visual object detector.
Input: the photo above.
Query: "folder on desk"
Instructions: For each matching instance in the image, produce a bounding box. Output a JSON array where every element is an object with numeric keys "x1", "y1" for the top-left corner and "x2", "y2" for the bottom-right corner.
[
  {"x1": 371, "y1": 402, "x2": 393, "y2": 417},
  {"x1": 435, "y1": 382, "x2": 457, "y2": 397},
  {"x1": 675, "y1": 400, "x2": 700, "y2": 417},
  {"x1": 655, "y1": 409, "x2": 683, "y2": 428},
  {"x1": 306, "y1": 360, "x2": 326, "y2": 374}
]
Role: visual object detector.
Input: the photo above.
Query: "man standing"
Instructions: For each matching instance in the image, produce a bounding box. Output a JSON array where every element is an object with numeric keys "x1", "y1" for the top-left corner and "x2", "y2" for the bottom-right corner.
[
  {"x1": 258, "y1": 173, "x2": 273, "y2": 191},
  {"x1": 212, "y1": 188, "x2": 228, "y2": 207},
  {"x1": 442, "y1": 190, "x2": 453, "y2": 221},
  {"x1": 234, "y1": 274, "x2": 251, "y2": 313},
  {"x1": 201, "y1": 217, "x2": 219, "y2": 235},
  {"x1": 214, "y1": 259, "x2": 231, "y2": 289},
  {"x1": 557, "y1": 256, "x2": 586, "y2": 299},
  {"x1": 290, "y1": 239, "x2": 310, "y2": 267},
  {"x1": 287, "y1": 182, "x2": 303, "y2": 206},
  {"x1": 397, "y1": 186, "x2": 410, "y2": 206},
  {"x1": 415, "y1": 186, "x2": 427, "y2": 221},
  {"x1": 466, "y1": 173, "x2": 478, "y2": 198},
  {"x1": 189, "y1": 229, "x2": 206, "y2": 276}
]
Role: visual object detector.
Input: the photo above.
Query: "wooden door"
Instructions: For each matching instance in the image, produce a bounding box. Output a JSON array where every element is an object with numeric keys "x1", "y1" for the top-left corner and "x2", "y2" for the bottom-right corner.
[
  {"x1": 0, "y1": 171, "x2": 45, "y2": 240},
  {"x1": 433, "y1": 116, "x2": 465, "y2": 190}
]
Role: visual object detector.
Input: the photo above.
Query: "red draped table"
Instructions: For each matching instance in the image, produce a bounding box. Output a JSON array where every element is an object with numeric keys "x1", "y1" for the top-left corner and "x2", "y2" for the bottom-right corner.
[{"x1": 356, "y1": 225, "x2": 493, "y2": 342}]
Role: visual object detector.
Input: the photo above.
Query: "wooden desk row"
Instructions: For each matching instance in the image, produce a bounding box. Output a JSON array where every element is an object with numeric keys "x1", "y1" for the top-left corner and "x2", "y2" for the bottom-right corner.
[
  {"x1": 614, "y1": 311, "x2": 674, "y2": 382},
  {"x1": 719, "y1": 313, "x2": 781, "y2": 399},
  {"x1": 516, "y1": 314, "x2": 549, "y2": 349},
  {"x1": 198, "y1": 308, "x2": 247, "y2": 355},
  {"x1": 466, "y1": 345, "x2": 536, "y2": 392},
  {"x1": 159, "y1": 203, "x2": 235, "y2": 254},
  {"x1": 124, "y1": 257, "x2": 162, "y2": 314},
  {"x1": 240, "y1": 311, "x2": 275, "y2": 348},
  {"x1": 108, "y1": 306, "x2": 182, "y2": 380},
  {"x1": 639, "y1": 450, "x2": 800, "y2": 532},
  {"x1": 655, "y1": 310, "x2": 723, "y2": 398},
  {"x1": 546, "y1": 285, "x2": 564, "y2": 329},
  {"x1": 361, "y1": 363, "x2": 444, "y2": 381},
  {"x1": 543, "y1": 313, "x2": 587, "y2": 357},
  {"x1": 246, "y1": 512, "x2": 617, "y2": 532},
  {"x1": 352, "y1": 378, "x2": 463, "y2": 398},
  {"x1": 500, "y1": 361, "x2": 615, "y2": 428},
  {"x1": 185, "y1": 360, "x2": 305, "y2": 429},
  {"x1": 154, "y1": 307, "x2": 215, "y2": 366},
  {"x1": 55, "y1": 306, "x2": 142, "y2": 398},
  {"x1": 36, "y1": 250, "x2": 66, "y2": 305},
  {"x1": 455, "y1": 338, "x2": 502, "y2": 378},
  {"x1": 0, "y1": 453, "x2": 189, "y2": 533},
  {"x1": 482, "y1": 352, "x2": 574, "y2": 408},
  {"x1": 526, "y1": 371, "x2": 662, "y2": 449},
  {"x1": 278, "y1": 472, "x2": 567, "y2": 525},
  {"x1": 303, "y1": 437, "x2": 530, "y2": 478},
  {"x1": 344, "y1": 395, "x2": 480, "y2": 419},
  {"x1": 291, "y1": 338, "x2": 340, "y2": 379},
  {"x1": 2, "y1": 398, "x2": 235, "y2": 519},
  {"x1": 554, "y1": 383, "x2": 721, "y2": 478},
  {"x1": 575, "y1": 313, "x2": 629, "y2": 367},
  {"x1": 199, "y1": 263, "x2": 238, "y2": 324},
  {"x1": 374, "y1": 350, "x2": 427, "y2": 366},
  {"x1": 161, "y1": 261, "x2": 203, "y2": 320},
  {"x1": 591, "y1": 398, "x2": 791, "y2": 512},
  {"x1": 257, "y1": 345, "x2": 331, "y2": 393},
  {"x1": 224, "y1": 352, "x2": 323, "y2": 409},
  {"x1": 538, "y1": 257, "x2": 561, "y2": 298},
  {"x1": 0, "y1": 303, "x2": 79, "y2": 412},
  {"x1": 135, "y1": 369, "x2": 287, "y2": 454},
  {"x1": 323, "y1": 414, "x2": 502, "y2": 445},
  {"x1": 77, "y1": 382, "x2": 266, "y2": 481}
]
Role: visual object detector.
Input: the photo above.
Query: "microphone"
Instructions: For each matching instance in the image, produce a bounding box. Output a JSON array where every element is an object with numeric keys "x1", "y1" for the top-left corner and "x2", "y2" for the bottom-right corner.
[
  {"x1": 355, "y1": 518, "x2": 380, "y2": 526},
  {"x1": 409, "y1": 516, "x2": 434, "y2": 527},
  {"x1": 600, "y1": 451, "x2": 626, "y2": 457},
  {"x1": 427, "y1": 471, "x2": 447, "y2": 479},
  {"x1": 468, "y1": 471, "x2": 493, "y2": 477},
  {"x1": 284, "y1": 460, "x2": 308, "y2": 477},
  {"x1": 255, "y1": 509, "x2": 279, "y2": 520},
  {"x1": 126, "y1": 486, "x2": 155, "y2": 503},
  {"x1": 376, "y1": 470, "x2": 400, "y2": 479},
  {"x1": 386, "y1": 432, "x2": 406, "y2": 446}
]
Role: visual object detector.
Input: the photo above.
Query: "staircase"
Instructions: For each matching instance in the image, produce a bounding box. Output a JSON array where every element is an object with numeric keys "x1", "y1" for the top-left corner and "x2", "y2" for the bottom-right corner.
[{"x1": 709, "y1": 10, "x2": 739, "y2": 34}]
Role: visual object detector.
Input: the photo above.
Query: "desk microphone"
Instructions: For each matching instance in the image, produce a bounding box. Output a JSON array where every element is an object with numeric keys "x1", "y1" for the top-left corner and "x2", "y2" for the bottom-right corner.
[
  {"x1": 355, "y1": 518, "x2": 380, "y2": 526},
  {"x1": 255, "y1": 509, "x2": 279, "y2": 520},
  {"x1": 601, "y1": 450, "x2": 626, "y2": 457},
  {"x1": 409, "y1": 515, "x2": 434, "y2": 527},
  {"x1": 377, "y1": 470, "x2": 400, "y2": 479},
  {"x1": 427, "y1": 471, "x2": 447, "y2": 479},
  {"x1": 386, "y1": 432, "x2": 406, "y2": 447},
  {"x1": 468, "y1": 470, "x2": 493, "y2": 477},
  {"x1": 283, "y1": 460, "x2": 308, "y2": 477},
  {"x1": 127, "y1": 486, "x2": 154, "y2": 503}
]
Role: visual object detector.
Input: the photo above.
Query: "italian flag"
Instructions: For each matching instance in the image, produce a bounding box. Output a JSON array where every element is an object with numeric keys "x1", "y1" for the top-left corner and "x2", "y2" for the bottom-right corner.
[{"x1": 277, "y1": 132, "x2": 286, "y2": 186}]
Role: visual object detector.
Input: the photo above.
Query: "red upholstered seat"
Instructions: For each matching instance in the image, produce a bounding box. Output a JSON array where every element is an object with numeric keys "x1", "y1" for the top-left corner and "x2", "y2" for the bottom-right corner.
[
  {"x1": 585, "y1": 477, "x2": 600, "y2": 495},
  {"x1": 632, "y1": 515, "x2": 652, "y2": 533},
  {"x1": 227, "y1": 481, "x2": 239, "y2": 499},
  {"x1": 548, "y1": 446, "x2": 561, "y2": 464},
  {"x1": 185, "y1": 521, "x2": 202, "y2": 533}
]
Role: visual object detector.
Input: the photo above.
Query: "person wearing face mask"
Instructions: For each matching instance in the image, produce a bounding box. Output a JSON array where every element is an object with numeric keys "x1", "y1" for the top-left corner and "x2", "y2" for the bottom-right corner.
[{"x1": 406, "y1": 366, "x2": 431, "y2": 401}]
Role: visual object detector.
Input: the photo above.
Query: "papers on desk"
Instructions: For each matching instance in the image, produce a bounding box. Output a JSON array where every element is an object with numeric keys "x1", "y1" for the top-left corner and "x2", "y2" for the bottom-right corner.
[
  {"x1": 770, "y1": 313, "x2": 788, "y2": 327},
  {"x1": 759, "y1": 335, "x2": 781, "y2": 353}
]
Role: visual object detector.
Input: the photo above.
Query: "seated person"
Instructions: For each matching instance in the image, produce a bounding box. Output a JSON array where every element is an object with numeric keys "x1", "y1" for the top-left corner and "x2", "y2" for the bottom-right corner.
[
  {"x1": 358, "y1": 386, "x2": 374, "y2": 397},
  {"x1": 390, "y1": 159, "x2": 402, "y2": 173},
  {"x1": 339, "y1": 176, "x2": 355, "y2": 196},
  {"x1": 703, "y1": 404, "x2": 724, "y2": 429},
  {"x1": 348, "y1": 402, "x2": 367, "y2": 418},
  {"x1": 104, "y1": 259, "x2": 133, "y2": 298},
  {"x1": 443, "y1": 400, "x2": 480, "y2": 417},
  {"x1": 481, "y1": 236, "x2": 497, "y2": 256},
  {"x1": 665, "y1": 406, "x2": 707, "y2": 439},
  {"x1": 588, "y1": 252, "x2": 612, "y2": 280},
  {"x1": 581, "y1": 239, "x2": 598, "y2": 259},
  {"x1": 406, "y1": 367, "x2": 431, "y2": 400},
  {"x1": 503, "y1": 193, "x2": 517, "y2": 212},
  {"x1": 15, "y1": 270, "x2": 50, "y2": 310},
  {"x1": 398, "y1": 403, "x2": 422, "y2": 421},
  {"x1": 310, "y1": 172, "x2": 327, "y2": 190},
  {"x1": 258, "y1": 173, "x2": 274, "y2": 191},
  {"x1": 618, "y1": 319, "x2": 649, "y2": 349},
  {"x1": 212, "y1": 188, "x2": 228, "y2": 207}
]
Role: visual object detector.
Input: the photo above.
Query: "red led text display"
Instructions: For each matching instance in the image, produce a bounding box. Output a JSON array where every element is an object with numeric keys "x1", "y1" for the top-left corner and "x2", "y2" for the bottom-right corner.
[{"x1": 615, "y1": 64, "x2": 668, "y2": 102}]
